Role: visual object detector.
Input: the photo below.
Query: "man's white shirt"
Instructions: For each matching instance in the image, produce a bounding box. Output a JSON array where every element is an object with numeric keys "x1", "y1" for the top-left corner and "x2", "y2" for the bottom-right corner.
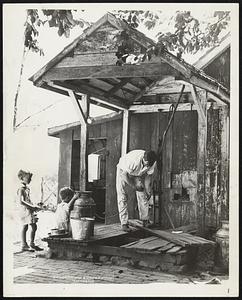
[{"x1": 117, "y1": 150, "x2": 156, "y2": 177}]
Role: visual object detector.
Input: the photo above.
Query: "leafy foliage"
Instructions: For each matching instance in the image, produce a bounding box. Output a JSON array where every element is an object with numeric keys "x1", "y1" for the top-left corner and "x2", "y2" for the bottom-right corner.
[
  {"x1": 24, "y1": 10, "x2": 44, "y2": 55},
  {"x1": 24, "y1": 9, "x2": 230, "y2": 59},
  {"x1": 24, "y1": 9, "x2": 88, "y2": 56},
  {"x1": 115, "y1": 10, "x2": 230, "y2": 57}
]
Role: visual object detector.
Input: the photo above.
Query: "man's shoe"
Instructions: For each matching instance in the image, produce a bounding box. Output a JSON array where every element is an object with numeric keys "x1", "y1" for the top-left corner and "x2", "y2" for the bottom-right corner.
[
  {"x1": 121, "y1": 224, "x2": 132, "y2": 232},
  {"x1": 21, "y1": 244, "x2": 35, "y2": 252},
  {"x1": 143, "y1": 220, "x2": 153, "y2": 228},
  {"x1": 30, "y1": 244, "x2": 44, "y2": 251}
]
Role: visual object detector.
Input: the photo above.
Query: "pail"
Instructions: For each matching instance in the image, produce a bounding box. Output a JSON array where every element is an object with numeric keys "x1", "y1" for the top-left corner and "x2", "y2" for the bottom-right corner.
[
  {"x1": 70, "y1": 217, "x2": 95, "y2": 240},
  {"x1": 215, "y1": 220, "x2": 229, "y2": 272}
]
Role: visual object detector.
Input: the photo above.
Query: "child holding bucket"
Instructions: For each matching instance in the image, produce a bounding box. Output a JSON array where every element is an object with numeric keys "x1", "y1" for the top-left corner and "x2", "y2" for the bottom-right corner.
[
  {"x1": 55, "y1": 187, "x2": 79, "y2": 234},
  {"x1": 16, "y1": 169, "x2": 43, "y2": 252}
]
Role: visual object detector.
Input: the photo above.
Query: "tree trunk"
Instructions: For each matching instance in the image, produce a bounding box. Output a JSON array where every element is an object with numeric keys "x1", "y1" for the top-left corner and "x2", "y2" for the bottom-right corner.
[{"x1": 13, "y1": 44, "x2": 28, "y2": 132}]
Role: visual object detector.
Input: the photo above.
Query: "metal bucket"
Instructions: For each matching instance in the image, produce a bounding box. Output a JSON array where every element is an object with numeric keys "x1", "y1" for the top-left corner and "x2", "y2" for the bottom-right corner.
[
  {"x1": 215, "y1": 220, "x2": 229, "y2": 272},
  {"x1": 70, "y1": 217, "x2": 95, "y2": 240}
]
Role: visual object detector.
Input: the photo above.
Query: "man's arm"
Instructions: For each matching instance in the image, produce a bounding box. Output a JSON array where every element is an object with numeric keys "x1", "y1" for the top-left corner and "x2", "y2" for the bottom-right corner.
[
  {"x1": 122, "y1": 171, "x2": 137, "y2": 189},
  {"x1": 144, "y1": 174, "x2": 154, "y2": 200}
]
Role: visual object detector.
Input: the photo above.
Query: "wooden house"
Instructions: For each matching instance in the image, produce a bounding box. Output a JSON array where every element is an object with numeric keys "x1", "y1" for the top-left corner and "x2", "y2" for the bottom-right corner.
[{"x1": 30, "y1": 13, "x2": 230, "y2": 236}]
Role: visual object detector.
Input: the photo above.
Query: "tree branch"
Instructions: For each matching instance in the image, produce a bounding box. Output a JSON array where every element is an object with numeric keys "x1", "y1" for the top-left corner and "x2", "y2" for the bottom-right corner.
[{"x1": 15, "y1": 99, "x2": 65, "y2": 129}]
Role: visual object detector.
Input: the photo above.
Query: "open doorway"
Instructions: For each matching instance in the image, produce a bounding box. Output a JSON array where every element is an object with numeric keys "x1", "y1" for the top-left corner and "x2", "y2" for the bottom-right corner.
[{"x1": 70, "y1": 138, "x2": 107, "y2": 223}]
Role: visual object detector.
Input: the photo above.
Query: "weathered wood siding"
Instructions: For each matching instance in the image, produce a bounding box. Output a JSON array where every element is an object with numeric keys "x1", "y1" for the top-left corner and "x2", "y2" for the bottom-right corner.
[
  {"x1": 105, "y1": 119, "x2": 122, "y2": 224},
  {"x1": 57, "y1": 130, "x2": 73, "y2": 202},
  {"x1": 204, "y1": 47, "x2": 230, "y2": 89},
  {"x1": 160, "y1": 111, "x2": 198, "y2": 229},
  {"x1": 57, "y1": 107, "x2": 229, "y2": 229},
  {"x1": 205, "y1": 105, "x2": 229, "y2": 227}
]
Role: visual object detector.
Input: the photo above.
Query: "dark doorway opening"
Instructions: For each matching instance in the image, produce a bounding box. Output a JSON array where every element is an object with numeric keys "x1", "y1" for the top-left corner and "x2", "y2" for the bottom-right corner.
[{"x1": 71, "y1": 138, "x2": 107, "y2": 223}]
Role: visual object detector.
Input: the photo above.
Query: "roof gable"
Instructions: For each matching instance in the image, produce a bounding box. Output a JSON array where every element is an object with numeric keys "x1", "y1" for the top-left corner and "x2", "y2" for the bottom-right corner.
[
  {"x1": 29, "y1": 12, "x2": 155, "y2": 83},
  {"x1": 29, "y1": 13, "x2": 230, "y2": 107}
]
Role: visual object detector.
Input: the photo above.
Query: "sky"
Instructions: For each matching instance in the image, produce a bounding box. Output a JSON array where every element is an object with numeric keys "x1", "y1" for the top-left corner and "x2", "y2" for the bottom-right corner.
[{"x1": 3, "y1": 3, "x2": 231, "y2": 203}]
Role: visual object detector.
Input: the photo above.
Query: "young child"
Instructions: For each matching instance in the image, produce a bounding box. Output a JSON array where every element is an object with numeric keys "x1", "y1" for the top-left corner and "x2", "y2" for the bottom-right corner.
[
  {"x1": 55, "y1": 187, "x2": 79, "y2": 234},
  {"x1": 17, "y1": 169, "x2": 43, "y2": 252}
]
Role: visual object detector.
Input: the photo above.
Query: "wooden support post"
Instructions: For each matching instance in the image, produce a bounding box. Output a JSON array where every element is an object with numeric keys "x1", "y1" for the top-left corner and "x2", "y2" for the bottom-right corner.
[
  {"x1": 80, "y1": 94, "x2": 90, "y2": 191},
  {"x1": 68, "y1": 89, "x2": 87, "y2": 125},
  {"x1": 219, "y1": 105, "x2": 229, "y2": 221},
  {"x1": 190, "y1": 84, "x2": 206, "y2": 125},
  {"x1": 196, "y1": 89, "x2": 208, "y2": 235},
  {"x1": 121, "y1": 110, "x2": 130, "y2": 156},
  {"x1": 68, "y1": 90, "x2": 90, "y2": 191}
]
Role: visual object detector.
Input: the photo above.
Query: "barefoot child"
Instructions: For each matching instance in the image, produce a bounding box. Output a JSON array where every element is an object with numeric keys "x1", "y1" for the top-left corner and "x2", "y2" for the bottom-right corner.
[
  {"x1": 55, "y1": 187, "x2": 79, "y2": 234},
  {"x1": 17, "y1": 169, "x2": 43, "y2": 252}
]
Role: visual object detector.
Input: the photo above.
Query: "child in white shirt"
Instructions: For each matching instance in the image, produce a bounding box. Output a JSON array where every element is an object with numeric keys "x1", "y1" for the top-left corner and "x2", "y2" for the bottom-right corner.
[{"x1": 55, "y1": 187, "x2": 79, "y2": 234}]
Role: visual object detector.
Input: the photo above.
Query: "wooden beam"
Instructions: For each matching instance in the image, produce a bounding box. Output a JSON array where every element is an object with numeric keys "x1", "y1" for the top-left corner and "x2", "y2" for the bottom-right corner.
[
  {"x1": 90, "y1": 98, "x2": 119, "y2": 112},
  {"x1": 190, "y1": 84, "x2": 206, "y2": 125},
  {"x1": 90, "y1": 111, "x2": 123, "y2": 125},
  {"x1": 42, "y1": 63, "x2": 180, "y2": 81},
  {"x1": 53, "y1": 80, "x2": 129, "y2": 110},
  {"x1": 207, "y1": 92, "x2": 228, "y2": 106},
  {"x1": 48, "y1": 112, "x2": 123, "y2": 137},
  {"x1": 48, "y1": 121, "x2": 81, "y2": 137},
  {"x1": 145, "y1": 83, "x2": 191, "y2": 96},
  {"x1": 134, "y1": 92, "x2": 193, "y2": 104},
  {"x1": 105, "y1": 78, "x2": 131, "y2": 97},
  {"x1": 196, "y1": 89, "x2": 208, "y2": 235},
  {"x1": 101, "y1": 78, "x2": 137, "y2": 95},
  {"x1": 68, "y1": 90, "x2": 87, "y2": 125},
  {"x1": 121, "y1": 110, "x2": 130, "y2": 156},
  {"x1": 129, "y1": 104, "x2": 166, "y2": 113},
  {"x1": 68, "y1": 89, "x2": 89, "y2": 191},
  {"x1": 128, "y1": 220, "x2": 187, "y2": 247},
  {"x1": 159, "y1": 51, "x2": 230, "y2": 104},
  {"x1": 129, "y1": 102, "x2": 214, "y2": 113},
  {"x1": 189, "y1": 74, "x2": 230, "y2": 105},
  {"x1": 91, "y1": 97, "x2": 124, "y2": 111},
  {"x1": 133, "y1": 79, "x2": 158, "y2": 102},
  {"x1": 79, "y1": 95, "x2": 89, "y2": 191},
  {"x1": 73, "y1": 79, "x2": 129, "y2": 104},
  {"x1": 81, "y1": 94, "x2": 90, "y2": 119}
]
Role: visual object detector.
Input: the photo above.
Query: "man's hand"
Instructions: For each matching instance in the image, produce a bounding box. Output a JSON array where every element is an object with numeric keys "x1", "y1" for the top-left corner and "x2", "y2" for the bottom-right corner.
[
  {"x1": 133, "y1": 177, "x2": 145, "y2": 192},
  {"x1": 136, "y1": 184, "x2": 144, "y2": 192}
]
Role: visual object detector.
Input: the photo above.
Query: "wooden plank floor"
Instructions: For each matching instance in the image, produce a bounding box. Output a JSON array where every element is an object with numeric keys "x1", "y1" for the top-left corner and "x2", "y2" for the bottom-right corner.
[
  {"x1": 43, "y1": 220, "x2": 215, "y2": 263},
  {"x1": 128, "y1": 219, "x2": 215, "y2": 247},
  {"x1": 42, "y1": 221, "x2": 216, "y2": 272},
  {"x1": 44, "y1": 223, "x2": 137, "y2": 245},
  {"x1": 121, "y1": 236, "x2": 183, "y2": 255}
]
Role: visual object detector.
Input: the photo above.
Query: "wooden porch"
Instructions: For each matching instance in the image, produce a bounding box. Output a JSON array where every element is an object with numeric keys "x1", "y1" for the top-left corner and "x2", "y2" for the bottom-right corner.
[{"x1": 42, "y1": 220, "x2": 215, "y2": 273}]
